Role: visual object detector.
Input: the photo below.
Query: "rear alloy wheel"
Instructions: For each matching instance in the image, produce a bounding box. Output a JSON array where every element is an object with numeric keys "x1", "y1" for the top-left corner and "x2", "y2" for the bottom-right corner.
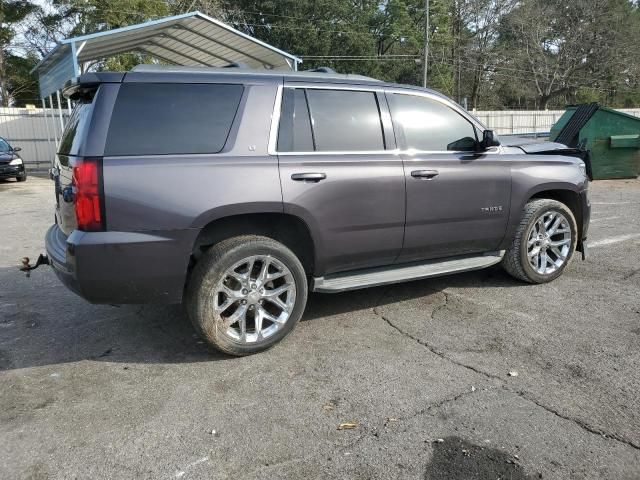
[
  {"x1": 502, "y1": 199, "x2": 577, "y2": 283},
  {"x1": 186, "y1": 235, "x2": 307, "y2": 356},
  {"x1": 213, "y1": 255, "x2": 296, "y2": 344}
]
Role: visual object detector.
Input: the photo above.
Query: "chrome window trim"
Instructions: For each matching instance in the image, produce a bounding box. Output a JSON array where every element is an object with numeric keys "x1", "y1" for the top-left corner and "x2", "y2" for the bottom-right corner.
[
  {"x1": 267, "y1": 84, "x2": 283, "y2": 155},
  {"x1": 268, "y1": 84, "x2": 491, "y2": 157}
]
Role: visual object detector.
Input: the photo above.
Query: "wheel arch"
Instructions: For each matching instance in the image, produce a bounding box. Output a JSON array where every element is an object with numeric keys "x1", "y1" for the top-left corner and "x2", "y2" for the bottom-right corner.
[
  {"x1": 189, "y1": 212, "x2": 317, "y2": 277},
  {"x1": 528, "y1": 188, "x2": 583, "y2": 242}
]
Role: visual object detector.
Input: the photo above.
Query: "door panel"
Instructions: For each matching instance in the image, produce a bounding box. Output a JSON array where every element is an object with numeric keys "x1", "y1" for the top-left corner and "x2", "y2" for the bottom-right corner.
[
  {"x1": 276, "y1": 85, "x2": 404, "y2": 276},
  {"x1": 280, "y1": 154, "x2": 405, "y2": 275},
  {"x1": 385, "y1": 90, "x2": 511, "y2": 262},
  {"x1": 399, "y1": 151, "x2": 511, "y2": 262}
]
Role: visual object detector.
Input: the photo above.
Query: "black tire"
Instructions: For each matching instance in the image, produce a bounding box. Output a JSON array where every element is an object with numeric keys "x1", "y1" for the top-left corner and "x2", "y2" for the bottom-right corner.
[
  {"x1": 186, "y1": 235, "x2": 308, "y2": 356},
  {"x1": 16, "y1": 175, "x2": 27, "y2": 182},
  {"x1": 501, "y1": 198, "x2": 577, "y2": 284}
]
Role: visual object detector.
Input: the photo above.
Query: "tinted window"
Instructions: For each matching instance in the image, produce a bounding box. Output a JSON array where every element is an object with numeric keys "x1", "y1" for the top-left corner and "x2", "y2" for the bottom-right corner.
[
  {"x1": 105, "y1": 83, "x2": 243, "y2": 156},
  {"x1": 305, "y1": 89, "x2": 384, "y2": 152},
  {"x1": 277, "y1": 88, "x2": 314, "y2": 152},
  {"x1": 0, "y1": 138, "x2": 11, "y2": 153},
  {"x1": 388, "y1": 94, "x2": 477, "y2": 151},
  {"x1": 59, "y1": 99, "x2": 94, "y2": 156}
]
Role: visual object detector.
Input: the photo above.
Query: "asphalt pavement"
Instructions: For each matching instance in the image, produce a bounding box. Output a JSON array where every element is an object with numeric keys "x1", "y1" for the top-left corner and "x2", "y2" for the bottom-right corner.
[{"x1": 1, "y1": 176, "x2": 639, "y2": 479}]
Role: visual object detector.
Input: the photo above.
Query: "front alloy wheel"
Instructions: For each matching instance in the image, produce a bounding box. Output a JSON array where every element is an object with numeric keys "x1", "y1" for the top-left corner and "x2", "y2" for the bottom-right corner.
[
  {"x1": 502, "y1": 198, "x2": 577, "y2": 283},
  {"x1": 526, "y1": 210, "x2": 572, "y2": 275}
]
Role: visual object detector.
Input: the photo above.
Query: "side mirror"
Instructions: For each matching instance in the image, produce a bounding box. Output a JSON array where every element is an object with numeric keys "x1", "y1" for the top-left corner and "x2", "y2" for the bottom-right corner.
[
  {"x1": 447, "y1": 136, "x2": 477, "y2": 151},
  {"x1": 12, "y1": 147, "x2": 21, "y2": 152},
  {"x1": 479, "y1": 130, "x2": 500, "y2": 151}
]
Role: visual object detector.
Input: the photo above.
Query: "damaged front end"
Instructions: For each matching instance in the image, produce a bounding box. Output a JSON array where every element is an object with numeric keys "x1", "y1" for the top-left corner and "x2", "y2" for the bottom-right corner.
[{"x1": 504, "y1": 138, "x2": 594, "y2": 181}]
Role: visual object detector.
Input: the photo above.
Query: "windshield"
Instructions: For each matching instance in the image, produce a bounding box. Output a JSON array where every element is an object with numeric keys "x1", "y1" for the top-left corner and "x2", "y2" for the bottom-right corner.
[{"x1": 0, "y1": 139, "x2": 12, "y2": 153}]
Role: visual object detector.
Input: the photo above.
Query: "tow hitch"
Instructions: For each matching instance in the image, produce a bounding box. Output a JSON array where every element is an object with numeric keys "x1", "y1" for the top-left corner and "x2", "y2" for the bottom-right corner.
[{"x1": 20, "y1": 254, "x2": 49, "y2": 277}]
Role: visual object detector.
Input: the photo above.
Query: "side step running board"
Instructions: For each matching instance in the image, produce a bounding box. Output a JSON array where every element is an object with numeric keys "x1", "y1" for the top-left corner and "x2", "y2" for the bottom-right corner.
[{"x1": 312, "y1": 251, "x2": 505, "y2": 293}]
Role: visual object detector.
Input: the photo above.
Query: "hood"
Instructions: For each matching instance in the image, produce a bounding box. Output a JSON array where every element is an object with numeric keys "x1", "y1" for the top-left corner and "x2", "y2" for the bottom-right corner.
[
  {"x1": 500, "y1": 136, "x2": 571, "y2": 153},
  {"x1": 501, "y1": 137, "x2": 593, "y2": 180},
  {"x1": 512, "y1": 141, "x2": 574, "y2": 154},
  {"x1": 0, "y1": 152, "x2": 17, "y2": 164}
]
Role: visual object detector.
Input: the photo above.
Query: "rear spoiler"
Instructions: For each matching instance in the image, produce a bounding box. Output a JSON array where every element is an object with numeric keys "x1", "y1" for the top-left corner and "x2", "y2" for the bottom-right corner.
[{"x1": 62, "y1": 72, "x2": 125, "y2": 100}]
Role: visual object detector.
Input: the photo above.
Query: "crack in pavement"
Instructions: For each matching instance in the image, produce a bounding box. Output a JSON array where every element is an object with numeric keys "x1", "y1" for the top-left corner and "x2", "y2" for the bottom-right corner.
[
  {"x1": 372, "y1": 291, "x2": 502, "y2": 382},
  {"x1": 512, "y1": 388, "x2": 640, "y2": 451},
  {"x1": 372, "y1": 288, "x2": 640, "y2": 453},
  {"x1": 344, "y1": 387, "x2": 482, "y2": 449}
]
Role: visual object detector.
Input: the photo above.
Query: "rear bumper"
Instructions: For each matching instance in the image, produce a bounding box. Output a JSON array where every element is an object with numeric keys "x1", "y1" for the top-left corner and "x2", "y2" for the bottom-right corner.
[{"x1": 45, "y1": 224, "x2": 197, "y2": 304}]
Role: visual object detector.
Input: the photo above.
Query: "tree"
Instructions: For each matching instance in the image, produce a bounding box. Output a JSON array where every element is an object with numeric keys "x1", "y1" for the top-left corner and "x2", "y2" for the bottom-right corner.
[
  {"x1": 0, "y1": 0, "x2": 40, "y2": 106},
  {"x1": 497, "y1": 0, "x2": 638, "y2": 109},
  {"x1": 5, "y1": 0, "x2": 640, "y2": 108}
]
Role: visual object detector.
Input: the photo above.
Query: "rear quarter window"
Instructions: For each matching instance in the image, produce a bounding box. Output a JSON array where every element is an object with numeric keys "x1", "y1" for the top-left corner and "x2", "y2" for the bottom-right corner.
[
  {"x1": 105, "y1": 83, "x2": 244, "y2": 156},
  {"x1": 59, "y1": 98, "x2": 95, "y2": 156}
]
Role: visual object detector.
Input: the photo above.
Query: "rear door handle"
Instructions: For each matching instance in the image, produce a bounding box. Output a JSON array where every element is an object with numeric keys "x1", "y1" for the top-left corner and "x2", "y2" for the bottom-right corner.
[
  {"x1": 291, "y1": 172, "x2": 326, "y2": 183},
  {"x1": 411, "y1": 169, "x2": 439, "y2": 180}
]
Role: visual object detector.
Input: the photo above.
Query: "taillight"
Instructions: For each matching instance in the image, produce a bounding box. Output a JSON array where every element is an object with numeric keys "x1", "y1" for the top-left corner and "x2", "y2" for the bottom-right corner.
[{"x1": 72, "y1": 158, "x2": 104, "y2": 231}]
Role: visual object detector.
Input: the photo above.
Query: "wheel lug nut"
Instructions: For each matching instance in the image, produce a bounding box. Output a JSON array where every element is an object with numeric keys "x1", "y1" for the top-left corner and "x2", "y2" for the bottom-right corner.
[
  {"x1": 241, "y1": 299, "x2": 247, "y2": 305},
  {"x1": 242, "y1": 289, "x2": 248, "y2": 295},
  {"x1": 251, "y1": 284, "x2": 257, "y2": 289}
]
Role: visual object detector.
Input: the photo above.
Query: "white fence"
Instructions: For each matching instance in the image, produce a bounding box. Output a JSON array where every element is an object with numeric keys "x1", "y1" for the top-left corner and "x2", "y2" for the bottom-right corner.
[
  {"x1": 2, "y1": 106, "x2": 640, "y2": 172},
  {"x1": 475, "y1": 108, "x2": 640, "y2": 136},
  {"x1": 0, "y1": 107, "x2": 69, "y2": 172}
]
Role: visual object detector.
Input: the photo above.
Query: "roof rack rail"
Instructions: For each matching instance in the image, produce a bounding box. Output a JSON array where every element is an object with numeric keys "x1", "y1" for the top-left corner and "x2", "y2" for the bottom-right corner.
[{"x1": 304, "y1": 67, "x2": 336, "y2": 74}]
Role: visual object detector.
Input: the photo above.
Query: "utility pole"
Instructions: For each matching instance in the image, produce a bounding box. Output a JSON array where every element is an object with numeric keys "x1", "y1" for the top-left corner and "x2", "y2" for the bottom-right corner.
[{"x1": 422, "y1": 0, "x2": 429, "y2": 87}]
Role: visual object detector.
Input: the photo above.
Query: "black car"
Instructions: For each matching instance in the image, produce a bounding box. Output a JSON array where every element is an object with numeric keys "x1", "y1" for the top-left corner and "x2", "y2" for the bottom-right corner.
[{"x1": 0, "y1": 137, "x2": 26, "y2": 182}]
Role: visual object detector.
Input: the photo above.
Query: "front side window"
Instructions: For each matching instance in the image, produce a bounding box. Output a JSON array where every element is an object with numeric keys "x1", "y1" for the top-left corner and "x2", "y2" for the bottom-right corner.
[
  {"x1": 388, "y1": 93, "x2": 477, "y2": 151},
  {"x1": 105, "y1": 83, "x2": 244, "y2": 156}
]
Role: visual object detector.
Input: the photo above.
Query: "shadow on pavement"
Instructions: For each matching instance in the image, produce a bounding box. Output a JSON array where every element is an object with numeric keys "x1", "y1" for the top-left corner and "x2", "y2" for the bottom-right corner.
[
  {"x1": 303, "y1": 265, "x2": 523, "y2": 321},
  {"x1": 424, "y1": 436, "x2": 534, "y2": 480},
  {"x1": 0, "y1": 264, "x2": 526, "y2": 371}
]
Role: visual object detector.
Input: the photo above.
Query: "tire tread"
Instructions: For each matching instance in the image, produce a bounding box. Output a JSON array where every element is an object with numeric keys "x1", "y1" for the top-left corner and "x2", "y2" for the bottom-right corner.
[{"x1": 502, "y1": 199, "x2": 576, "y2": 283}]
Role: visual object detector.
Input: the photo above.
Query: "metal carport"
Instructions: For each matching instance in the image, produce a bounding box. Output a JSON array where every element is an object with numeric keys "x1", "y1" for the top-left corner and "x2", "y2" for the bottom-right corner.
[{"x1": 32, "y1": 11, "x2": 301, "y2": 148}]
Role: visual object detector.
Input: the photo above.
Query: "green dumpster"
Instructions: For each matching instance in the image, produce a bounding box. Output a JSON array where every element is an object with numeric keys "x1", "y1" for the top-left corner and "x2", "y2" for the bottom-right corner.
[{"x1": 550, "y1": 103, "x2": 640, "y2": 179}]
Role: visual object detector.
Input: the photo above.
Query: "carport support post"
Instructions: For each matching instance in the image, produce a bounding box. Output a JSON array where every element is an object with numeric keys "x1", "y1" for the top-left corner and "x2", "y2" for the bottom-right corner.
[
  {"x1": 47, "y1": 95, "x2": 58, "y2": 147},
  {"x1": 41, "y1": 98, "x2": 53, "y2": 167},
  {"x1": 56, "y1": 90, "x2": 65, "y2": 132}
]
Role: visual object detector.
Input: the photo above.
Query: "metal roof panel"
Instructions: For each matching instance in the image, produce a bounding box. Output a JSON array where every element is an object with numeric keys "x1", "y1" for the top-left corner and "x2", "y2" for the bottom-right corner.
[{"x1": 32, "y1": 11, "x2": 301, "y2": 98}]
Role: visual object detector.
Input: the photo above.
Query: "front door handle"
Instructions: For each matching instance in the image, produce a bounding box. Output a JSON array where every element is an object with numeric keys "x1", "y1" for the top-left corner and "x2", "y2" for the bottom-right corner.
[
  {"x1": 411, "y1": 169, "x2": 439, "y2": 180},
  {"x1": 291, "y1": 172, "x2": 326, "y2": 183}
]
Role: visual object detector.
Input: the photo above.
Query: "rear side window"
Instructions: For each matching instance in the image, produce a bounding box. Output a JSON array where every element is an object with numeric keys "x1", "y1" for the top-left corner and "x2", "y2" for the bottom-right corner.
[
  {"x1": 105, "y1": 83, "x2": 243, "y2": 156},
  {"x1": 277, "y1": 88, "x2": 314, "y2": 152},
  {"x1": 277, "y1": 88, "x2": 385, "y2": 152},
  {"x1": 306, "y1": 89, "x2": 384, "y2": 151}
]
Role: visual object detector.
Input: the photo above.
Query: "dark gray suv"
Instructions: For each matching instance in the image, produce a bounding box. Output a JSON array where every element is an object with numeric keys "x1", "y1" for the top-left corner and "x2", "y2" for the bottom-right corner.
[{"x1": 44, "y1": 65, "x2": 590, "y2": 355}]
